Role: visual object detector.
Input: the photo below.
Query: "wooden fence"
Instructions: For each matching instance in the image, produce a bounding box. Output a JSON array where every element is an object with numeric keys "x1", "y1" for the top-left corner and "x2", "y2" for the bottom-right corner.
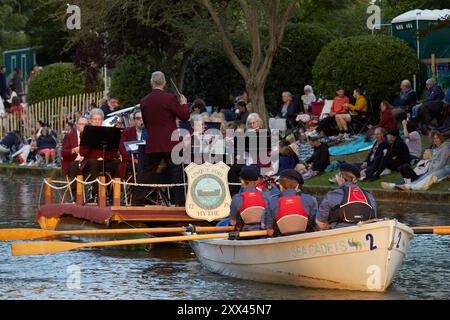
[{"x1": 0, "y1": 92, "x2": 104, "y2": 138}]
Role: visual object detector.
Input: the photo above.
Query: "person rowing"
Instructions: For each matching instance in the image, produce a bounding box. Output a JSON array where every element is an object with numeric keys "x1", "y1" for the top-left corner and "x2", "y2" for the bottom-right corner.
[
  {"x1": 316, "y1": 163, "x2": 377, "y2": 230},
  {"x1": 266, "y1": 169, "x2": 318, "y2": 237},
  {"x1": 229, "y1": 165, "x2": 271, "y2": 233}
]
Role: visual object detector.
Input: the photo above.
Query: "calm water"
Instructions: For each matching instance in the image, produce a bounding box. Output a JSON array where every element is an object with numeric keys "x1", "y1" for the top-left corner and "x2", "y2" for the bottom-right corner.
[{"x1": 0, "y1": 176, "x2": 449, "y2": 300}]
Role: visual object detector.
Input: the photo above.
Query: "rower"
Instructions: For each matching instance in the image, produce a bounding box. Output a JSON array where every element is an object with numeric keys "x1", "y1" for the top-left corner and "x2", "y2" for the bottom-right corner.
[
  {"x1": 229, "y1": 166, "x2": 271, "y2": 232},
  {"x1": 266, "y1": 170, "x2": 318, "y2": 237},
  {"x1": 316, "y1": 163, "x2": 377, "y2": 230}
]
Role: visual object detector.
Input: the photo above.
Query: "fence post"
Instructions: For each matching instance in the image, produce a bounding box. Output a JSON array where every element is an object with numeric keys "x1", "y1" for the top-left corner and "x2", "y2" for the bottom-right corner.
[
  {"x1": 44, "y1": 178, "x2": 53, "y2": 205},
  {"x1": 98, "y1": 176, "x2": 106, "y2": 208},
  {"x1": 76, "y1": 175, "x2": 84, "y2": 206}
]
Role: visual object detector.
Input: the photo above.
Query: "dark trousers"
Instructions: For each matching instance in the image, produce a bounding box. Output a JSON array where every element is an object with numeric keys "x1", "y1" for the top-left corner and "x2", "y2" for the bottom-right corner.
[
  {"x1": 398, "y1": 163, "x2": 420, "y2": 182},
  {"x1": 316, "y1": 116, "x2": 336, "y2": 136},
  {"x1": 82, "y1": 159, "x2": 120, "y2": 196},
  {"x1": 67, "y1": 161, "x2": 80, "y2": 198},
  {"x1": 133, "y1": 152, "x2": 185, "y2": 206}
]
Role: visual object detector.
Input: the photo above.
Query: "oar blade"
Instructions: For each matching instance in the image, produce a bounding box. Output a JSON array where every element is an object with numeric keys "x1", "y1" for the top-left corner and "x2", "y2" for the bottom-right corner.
[
  {"x1": 11, "y1": 241, "x2": 84, "y2": 256},
  {"x1": 0, "y1": 228, "x2": 53, "y2": 241}
]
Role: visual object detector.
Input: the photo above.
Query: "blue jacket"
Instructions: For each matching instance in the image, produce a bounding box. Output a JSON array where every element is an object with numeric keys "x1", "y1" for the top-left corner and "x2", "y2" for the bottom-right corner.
[
  {"x1": 37, "y1": 135, "x2": 57, "y2": 150},
  {"x1": 424, "y1": 85, "x2": 444, "y2": 103},
  {"x1": 0, "y1": 132, "x2": 20, "y2": 150}
]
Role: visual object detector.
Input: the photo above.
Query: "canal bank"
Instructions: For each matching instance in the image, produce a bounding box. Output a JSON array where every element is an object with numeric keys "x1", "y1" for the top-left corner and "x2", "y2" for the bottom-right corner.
[{"x1": 2, "y1": 164, "x2": 449, "y2": 205}]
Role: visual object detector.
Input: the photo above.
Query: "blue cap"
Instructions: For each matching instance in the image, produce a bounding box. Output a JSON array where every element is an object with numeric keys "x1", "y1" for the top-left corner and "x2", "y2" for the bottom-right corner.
[
  {"x1": 280, "y1": 169, "x2": 304, "y2": 185},
  {"x1": 240, "y1": 166, "x2": 260, "y2": 182},
  {"x1": 339, "y1": 163, "x2": 360, "y2": 178}
]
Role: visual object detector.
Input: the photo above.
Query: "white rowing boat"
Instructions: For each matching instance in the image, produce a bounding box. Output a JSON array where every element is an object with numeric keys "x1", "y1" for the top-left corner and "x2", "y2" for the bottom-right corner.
[{"x1": 190, "y1": 219, "x2": 413, "y2": 292}]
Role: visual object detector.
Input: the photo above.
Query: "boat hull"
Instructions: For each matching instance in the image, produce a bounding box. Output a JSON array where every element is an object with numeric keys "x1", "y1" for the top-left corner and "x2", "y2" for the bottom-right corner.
[{"x1": 191, "y1": 220, "x2": 413, "y2": 292}]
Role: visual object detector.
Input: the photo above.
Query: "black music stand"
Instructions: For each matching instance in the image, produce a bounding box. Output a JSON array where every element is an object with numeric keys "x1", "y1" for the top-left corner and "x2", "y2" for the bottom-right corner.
[{"x1": 80, "y1": 126, "x2": 122, "y2": 176}]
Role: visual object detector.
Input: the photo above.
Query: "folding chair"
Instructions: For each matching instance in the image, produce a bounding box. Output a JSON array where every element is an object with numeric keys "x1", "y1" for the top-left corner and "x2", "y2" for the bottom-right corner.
[{"x1": 350, "y1": 91, "x2": 375, "y2": 134}]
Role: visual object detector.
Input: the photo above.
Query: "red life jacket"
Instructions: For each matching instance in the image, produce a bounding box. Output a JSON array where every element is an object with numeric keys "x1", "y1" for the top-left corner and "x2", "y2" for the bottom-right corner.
[
  {"x1": 329, "y1": 186, "x2": 375, "y2": 224},
  {"x1": 240, "y1": 190, "x2": 266, "y2": 225},
  {"x1": 276, "y1": 196, "x2": 308, "y2": 235}
]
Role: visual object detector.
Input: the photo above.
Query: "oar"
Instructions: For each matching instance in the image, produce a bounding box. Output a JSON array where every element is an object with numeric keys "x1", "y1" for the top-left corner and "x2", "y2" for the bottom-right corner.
[
  {"x1": 11, "y1": 230, "x2": 268, "y2": 256},
  {"x1": 413, "y1": 228, "x2": 450, "y2": 235},
  {"x1": 0, "y1": 226, "x2": 234, "y2": 241},
  {"x1": 412, "y1": 226, "x2": 450, "y2": 230}
]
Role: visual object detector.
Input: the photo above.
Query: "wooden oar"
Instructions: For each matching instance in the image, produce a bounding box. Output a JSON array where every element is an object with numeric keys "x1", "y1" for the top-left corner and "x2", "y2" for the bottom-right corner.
[
  {"x1": 0, "y1": 226, "x2": 234, "y2": 241},
  {"x1": 11, "y1": 230, "x2": 268, "y2": 256},
  {"x1": 413, "y1": 228, "x2": 450, "y2": 235},
  {"x1": 412, "y1": 226, "x2": 450, "y2": 230}
]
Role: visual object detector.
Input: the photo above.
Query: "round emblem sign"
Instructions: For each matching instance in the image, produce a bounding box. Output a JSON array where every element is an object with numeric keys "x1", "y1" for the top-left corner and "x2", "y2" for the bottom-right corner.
[{"x1": 191, "y1": 174, "x2": 226, "y2": 210}]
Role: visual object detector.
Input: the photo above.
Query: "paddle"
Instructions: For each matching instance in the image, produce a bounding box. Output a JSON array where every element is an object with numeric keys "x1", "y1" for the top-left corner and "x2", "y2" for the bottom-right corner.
[
  {"x1": 413, "y1": 228, "x2": 450, "y2": 235},
  {"x1": 0, "y1": 226, "x2": 235, "y2": 241},
  {"x1": 11, "y1": 230, "x2": 268, "y2": 256}
]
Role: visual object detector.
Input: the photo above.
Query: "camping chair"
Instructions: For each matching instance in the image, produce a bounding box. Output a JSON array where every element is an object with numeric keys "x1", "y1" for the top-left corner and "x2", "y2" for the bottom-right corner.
[
  {"x1": 310, "y1": 101, "x2": 325, "y2": 119},
  {"x1": 350, "y1": 91, "x2": 375, "y2": 134},
  {"x1": 320, "y1": 100, "x2": 334, "y2": 120}
]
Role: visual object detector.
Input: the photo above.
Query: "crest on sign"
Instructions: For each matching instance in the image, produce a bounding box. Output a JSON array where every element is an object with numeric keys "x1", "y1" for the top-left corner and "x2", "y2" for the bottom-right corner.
[{"x1": 185, "y1": 162, "x2": 231, "y2": 222}]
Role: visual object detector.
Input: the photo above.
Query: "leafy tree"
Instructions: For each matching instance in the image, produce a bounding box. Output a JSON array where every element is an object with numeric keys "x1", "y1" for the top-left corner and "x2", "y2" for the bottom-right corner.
[
  {"x1": 312, "y1": 35, "x2": 419, "y2": 101},
  {"x1": 27, "y1": 62, "x2": 84, "y2": 103},
  {"x1": 109, "y1": 55, "x2": 153, "y2": 108}
]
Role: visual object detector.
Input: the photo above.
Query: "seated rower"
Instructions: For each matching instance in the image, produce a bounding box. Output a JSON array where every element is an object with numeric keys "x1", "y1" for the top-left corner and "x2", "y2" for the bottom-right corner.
[
  {"x1": 229, "y1": 166, "x2": 271, "y2": 232},
  {"x1": 266, "y1": 170, "x2": 318, "y2": 237},
  {"x1": 316, "y1": 163, "x2": 377, "y2": 230},
  {"x1": 80, "y1": 108, "x2": 120, "y2": 202}
]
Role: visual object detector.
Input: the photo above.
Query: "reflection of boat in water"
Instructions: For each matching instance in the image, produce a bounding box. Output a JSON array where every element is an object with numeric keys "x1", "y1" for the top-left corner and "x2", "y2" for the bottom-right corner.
[
  {"x1": 197, "y1": 189, "x2": 221, "y2": 197},
  {"x1": 191, "y1": 220, "x2": 413, "y2": 292}
]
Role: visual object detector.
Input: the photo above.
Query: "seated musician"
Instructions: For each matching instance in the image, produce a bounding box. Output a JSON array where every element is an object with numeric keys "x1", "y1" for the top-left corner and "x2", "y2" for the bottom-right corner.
[
  {"x1": 61, "y1": 116, "x2": 88, "y2": 202},
  {"x1": 266, "y1": 170, "x2": 318, "y2": 237},
  {"x1": 119, "y1": 108, "x2": 144, "y2": 179},
  {"x1": 229, "y1": 166, "x2": 271, "y2": 232},
  {"x1": 80, "y1": 108, "x2": 120, "y2": 202}
]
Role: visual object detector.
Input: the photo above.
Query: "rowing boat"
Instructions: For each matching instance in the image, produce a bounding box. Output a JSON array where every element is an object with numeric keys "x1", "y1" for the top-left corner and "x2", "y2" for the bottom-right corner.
[{"x1": 190, "y1": 219, "x2": 413, "y2": 292}]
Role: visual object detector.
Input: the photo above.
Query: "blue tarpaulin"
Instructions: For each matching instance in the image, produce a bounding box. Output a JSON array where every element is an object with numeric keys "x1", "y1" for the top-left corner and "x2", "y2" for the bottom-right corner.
[{"x1": 329, "y1": 135, "x2": 375, "y2": 156}]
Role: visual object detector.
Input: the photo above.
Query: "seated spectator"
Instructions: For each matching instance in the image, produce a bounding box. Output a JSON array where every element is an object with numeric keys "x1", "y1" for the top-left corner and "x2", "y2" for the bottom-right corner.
[
  {"x1": 37, "y1": 127, "x2": 57, "y2": 167},
  {"x1": 392, "y1": 80, "x2": 417, "y2": 119},
  {"x1": 384, "y1": 132, "x2": 449, "y2": 191},
  {"x1": 266, "y1": 170, "x2": 317, "y2": 237},
  {"x1": 35, "y1": 120, "x2": 46, "y2": 137},
  {"x1": 345, "y1": 88, "x2": 368, "y2": 114},
  {"x1": 191, "y1": 99, "x2": 207, "y2": 115},
  {"x1": 61, "y1": 117, "x2": 88, "y2": 199},
  {"x1": 236, "y1": 101, "x2": 249, "y2": 125},
  {"x1": 368, "y1": 129, "x2": 410, "y2": 181},
  {"x1": 300, "y1": 135, "x2": 330, "y2": 179},
  {"x1": 0, "y1": 131, "x2": 21, "y2": 162},
  {"x1": 246, "y1": 113, "x2": 264, "y2": 132},
  {"x1": 365, "y1": 101, "x2": 396, "y2": 141},
  {"x1": 27, "y1": 135, "x2": 38, "y2": 165},
  {"x1": 80, "y1": 108, "x2": 120, "y2": 202},
  {"x1": 412, "y1": 79, "x2": 445, "y2": 131},
  {"x1": 402, "y1": 120, "x2": 422, "y2": 161},
  {"x1": 277, "y1": 145, "x2": 299, "y2": 174},
  {"x1": 315, "y1": 87, "x2": 349, "y2": 137},
  {"x1": 359, "y1": 128, "x2": 389, "y2": 181},
  {"x1": 119, "y1": 109, "x2": 144, "y2": 179},
  {"x1": 301, "y1": 85, "x2": 316, "y2": 114},
  {"x1": 222, "y1": 93, "x2": 237, "y2": 111},
  {"x1": 279, "y1": 91, "x2": 297, "y2": 128}
]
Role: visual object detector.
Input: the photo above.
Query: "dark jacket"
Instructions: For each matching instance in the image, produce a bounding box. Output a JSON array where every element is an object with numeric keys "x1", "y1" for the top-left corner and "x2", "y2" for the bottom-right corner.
[
  {"x1": 306, "y1": 143, "x2": 330, "y2": 172},
  {"x1": 0, "y1": 72, "x2": 9, "y2": 100},
  {"x1": 37, "y1": 134, "x2": 57, "y2": 150},
  {"x1": 140, "y1": 89, "x2": 190, "y2": 154},
  {"x1": 0, "y1": 132, "x2": 20, "y2": 149},
  {"x1": 364, "y1": 140, "x2": 389, "y2": 178},
  {"x1": 385, "y1": 138, "x2": 411, "y2": 166},
  {"x1": 393, "y1": 90, "x2": 417, "y2": 110},
  {"x1": 424, "y1": 85, "x2": 445, "y2": 103}
]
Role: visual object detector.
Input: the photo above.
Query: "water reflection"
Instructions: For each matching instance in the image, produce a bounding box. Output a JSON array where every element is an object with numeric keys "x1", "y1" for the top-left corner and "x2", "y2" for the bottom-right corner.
[{"x1": 0, "y1": 176, "x2": 449, "y2": 299}]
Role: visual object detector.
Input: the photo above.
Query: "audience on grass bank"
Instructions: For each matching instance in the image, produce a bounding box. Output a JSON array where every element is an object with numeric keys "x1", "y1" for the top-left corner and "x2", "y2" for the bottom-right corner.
[{"x1": 392, "y1": 80, "x2": 417, "y2": 120}]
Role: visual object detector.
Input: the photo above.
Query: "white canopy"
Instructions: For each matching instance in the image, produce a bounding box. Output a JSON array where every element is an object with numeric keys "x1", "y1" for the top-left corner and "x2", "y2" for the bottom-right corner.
[{"x1": 392, "y1": 9, "x2": 450, "y2": 24}]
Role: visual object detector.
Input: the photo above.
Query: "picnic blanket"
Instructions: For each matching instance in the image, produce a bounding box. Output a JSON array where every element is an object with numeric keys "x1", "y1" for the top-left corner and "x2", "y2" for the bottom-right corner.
[{"x1": 329, "y1": 135, "x2": 375, "y2": 156}]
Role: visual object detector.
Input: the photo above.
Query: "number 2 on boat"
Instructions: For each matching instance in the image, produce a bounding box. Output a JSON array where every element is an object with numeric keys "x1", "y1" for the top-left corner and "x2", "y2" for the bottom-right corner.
[{"x1": 366, "y1": 234, "x2": 377, "y2": 251}]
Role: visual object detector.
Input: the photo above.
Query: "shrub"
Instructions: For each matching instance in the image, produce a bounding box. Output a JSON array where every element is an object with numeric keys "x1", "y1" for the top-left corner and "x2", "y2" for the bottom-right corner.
[
  {"x1": 27, "y1": 63, "x2": 85, "y2": 103},
  {"x1": 312, "y1": 35, "x2": 419, "y2": 101},
  {"x1": 109, "y1": 55, "x2": 152, "y2": 108}
]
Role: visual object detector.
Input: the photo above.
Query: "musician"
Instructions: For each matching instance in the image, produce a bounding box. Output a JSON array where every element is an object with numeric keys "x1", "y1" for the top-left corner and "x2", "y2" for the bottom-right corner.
[
  {"x1": 61, "y1": 116, "x2": 88, "y2": 201},
  {"x1": 133, "y1": 71, "x2": 190, "y2": 206},
  {"x1": 119, "y1": 108, "x2": 144, "y2": 179},
  {"x1": 80, "y1": 108, "x2": 120, "y2": 202}
]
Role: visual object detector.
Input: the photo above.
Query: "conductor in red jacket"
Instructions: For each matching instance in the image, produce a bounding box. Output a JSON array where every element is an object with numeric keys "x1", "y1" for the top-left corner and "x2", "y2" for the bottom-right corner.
[
  {"x1": 133, "y1": 71, "x2": 190, "y2": 206},
  {"x1": 61, "y1": 116, "x2": 89, "y2": 201}
]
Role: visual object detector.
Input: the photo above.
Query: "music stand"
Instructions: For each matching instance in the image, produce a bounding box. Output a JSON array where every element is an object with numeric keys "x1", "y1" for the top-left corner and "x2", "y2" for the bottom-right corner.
[
  {"x1": 80, "y1": 126, "x2": 122, "y2": 176},
  {"x1": 125, "y1": 140, "x2": 145, "y2": 183}
]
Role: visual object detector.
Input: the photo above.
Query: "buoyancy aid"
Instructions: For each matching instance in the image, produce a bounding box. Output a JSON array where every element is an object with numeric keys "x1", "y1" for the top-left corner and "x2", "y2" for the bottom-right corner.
[
  {"x1": 276, "y1": 195, "x2": 308, "y2": 235},
  {"x1": 239, "y1": 190, "x2": 267, "y2": 226},
  {"x1": 328, "y1": 186, "x2": 375, "y2": 224}
]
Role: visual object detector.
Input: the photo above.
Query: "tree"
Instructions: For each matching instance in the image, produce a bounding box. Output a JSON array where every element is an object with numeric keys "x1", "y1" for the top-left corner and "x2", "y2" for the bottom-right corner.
[{"x1": 198, "y1": 0, "x2": 298, "y2": 125}]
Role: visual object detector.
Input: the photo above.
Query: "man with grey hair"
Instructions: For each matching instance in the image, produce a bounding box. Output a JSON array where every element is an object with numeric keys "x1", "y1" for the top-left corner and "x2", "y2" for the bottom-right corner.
[
  {"x1": 392, "y1": 79, "x2": 417, "y2": 120},
  {"x1": 412, "y1": 78, "x2": 445, "y2": 131},
  {"x1": 133, "y1": 71, "x2": 190, "y2": 206}
]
